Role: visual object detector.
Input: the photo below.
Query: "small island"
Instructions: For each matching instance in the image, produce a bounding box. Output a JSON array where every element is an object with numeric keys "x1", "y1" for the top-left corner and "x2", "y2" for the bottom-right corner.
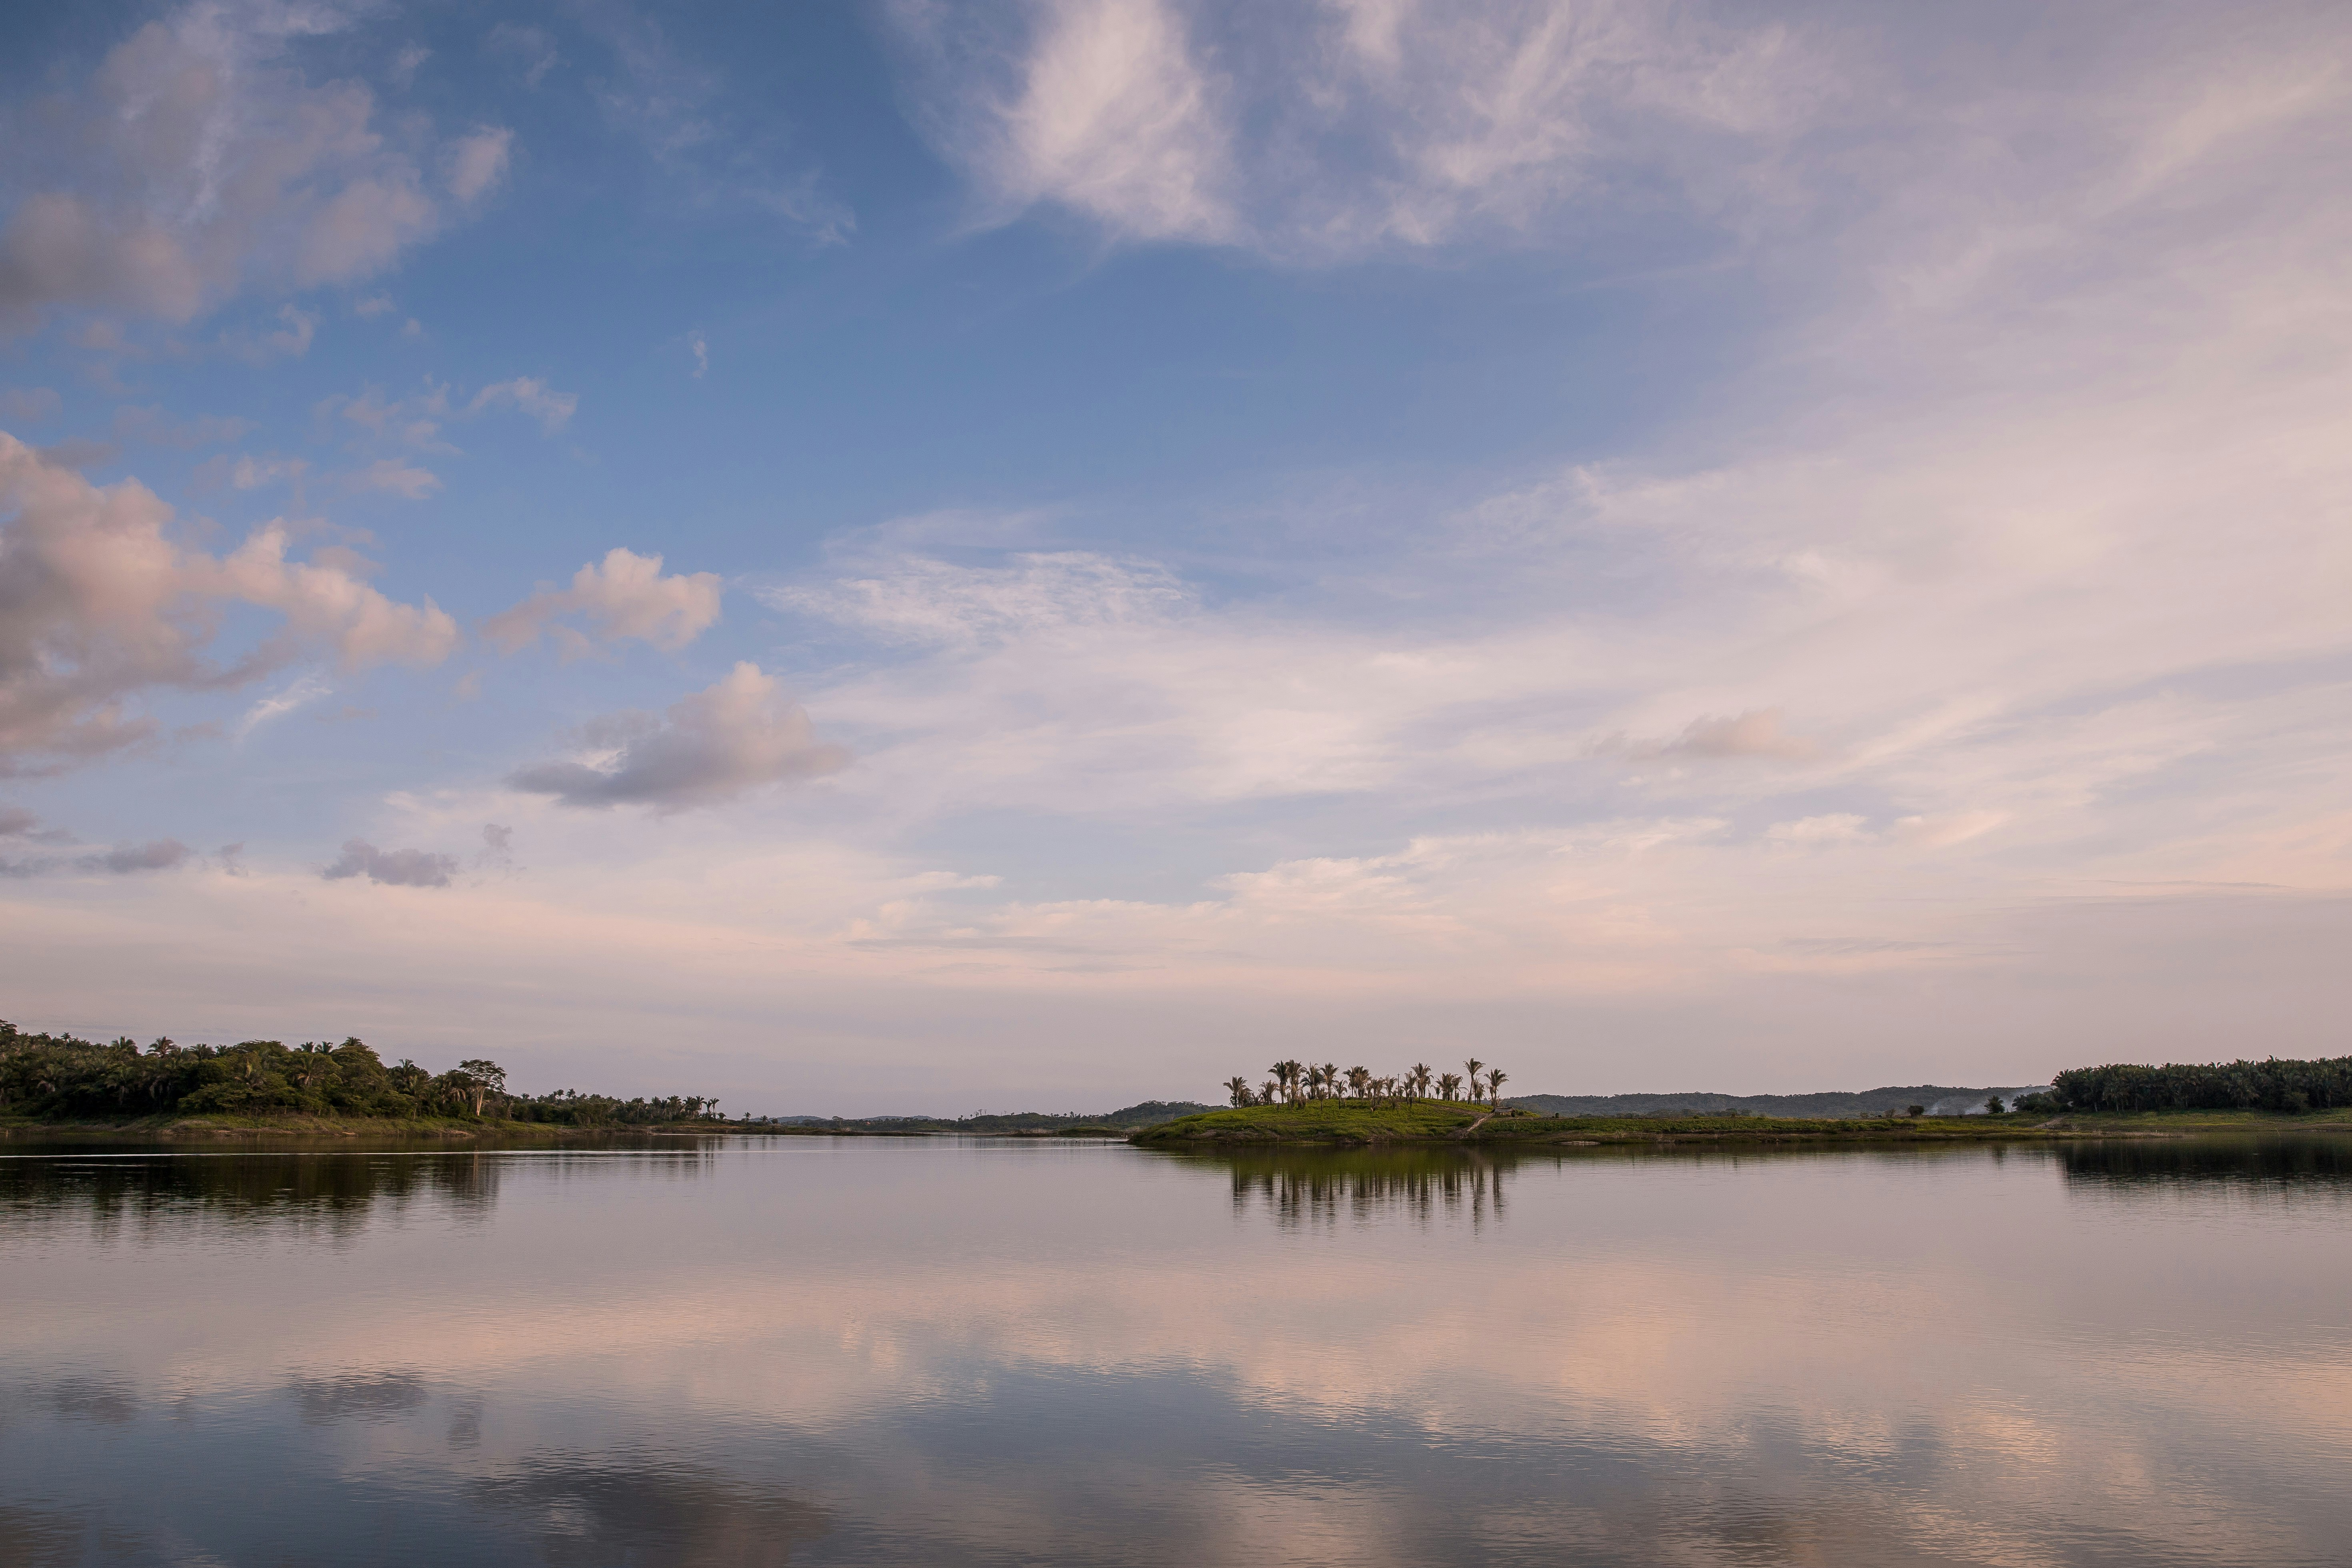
[{"x1": 1130, "y1": 1054, "x2": 2352, "y2": 1146}]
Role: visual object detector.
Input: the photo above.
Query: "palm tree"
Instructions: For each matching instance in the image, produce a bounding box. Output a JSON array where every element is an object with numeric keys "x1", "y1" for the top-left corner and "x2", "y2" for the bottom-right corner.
[
  {"x1": 1261, "y1": 1079, "x2": 1280, "y2": 1105},
  {"x1": 1410, "y1": 1063, "x2": 1432, "y2": 1099},
  {"x1": 1487, "y1": 1068, "x2": 1508, "y2": 1108},
  {"x1": 1346, "y1": 1065, "x2": 1372, "y2": 1099},
  {"x1": 1438, "y1": 1072, "x2": 1462, "y2": 1101},
  {"x1": 1225, "y1": 1076, "x2": 1254, "y2": 1108}
]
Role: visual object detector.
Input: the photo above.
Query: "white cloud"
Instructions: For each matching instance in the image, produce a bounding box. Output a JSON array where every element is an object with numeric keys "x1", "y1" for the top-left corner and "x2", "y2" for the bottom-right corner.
[
  {"x1": 448, "y1": 127, "x2": 516, "y2": 204},
  {"x1": 318, "y1": 382, "x2": 453, "y2": 451},
  {"x1": 347, "y1": 458, "x2": 442, "y2": 500},
  {"x1": 466, "y1": 377, "x2": 577, "y2": 433},
  {"x1": 322, "y1": 838, "x2": 457, "y2": 887},
  {"x1": 689, "y1": 331, "x2": 708, "y2": 378},
  {"x1": 485, "y1": 24, "x2": 561, "y2": 90},
  {"x1": 1638, "y1": 709, "x2": 1817, "y2": 762},
  {"x1": 228, "y1": 454, "x2": 306, "y2": 492},
  {"x1": 220, "y1": 304, "x2": 318, "y2": 364},
  {"x1": 484, "y1": 548, "x2": 723, "y2": 657},
  {"x1": 767, "y1": 548, "x2": 1189, "y2": 647},
  {"x1": 508, "y1": 662, "x2": 848, "y2": 811},
  {"x1": 0, "y1": 4, "x2": 489, "y2": 334},
  {"x1": 0, "y1": 432, "x2": 458, "y2": 772},
  {"x1": 976, "y1": 0, "x2": 1236, "y2": 242},
  {"x1": 389, "y1": 43, "x2": 430, "y2": 90},
  {"x1": 237, "y1": 671, "x2": 332, "y2": 738},
  {"x1": 353, "y1": 294, "x2": 396, "y2": 318},
  {"x1": 1764, "y1": 814, "x2": 1867, "y2": 845},
  {"x1": 891, "y1": 0, "x2": 1809, "y2": 256}
]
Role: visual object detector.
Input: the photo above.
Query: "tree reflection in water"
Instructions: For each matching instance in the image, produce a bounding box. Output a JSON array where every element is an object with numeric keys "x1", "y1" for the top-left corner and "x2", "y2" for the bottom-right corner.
[
  {"x1": 1209, "y1": 1148, "x2": 1522, "y2": 1232},
  {"x1": 0, "y1": 1140, "x2": 725, "y2": 1244}
]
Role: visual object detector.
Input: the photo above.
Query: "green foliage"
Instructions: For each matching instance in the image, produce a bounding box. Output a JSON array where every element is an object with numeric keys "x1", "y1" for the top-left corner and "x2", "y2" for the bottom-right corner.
[
  {"x1": 2052, "y1": 1056, "x2": 2352, "y2": 1113},
  {"x1": 0, "y1": 1020, "x2": 721, "y2": 1126},
  {"x1": 1136, "y1": 1099, "x2": 1489, "y2": 1144}
]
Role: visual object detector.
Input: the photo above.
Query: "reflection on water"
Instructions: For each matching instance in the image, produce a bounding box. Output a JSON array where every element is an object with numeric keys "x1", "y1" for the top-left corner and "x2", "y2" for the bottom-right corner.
[
  {"x1": 1220, "y1": 1147, "x2": 1516, "y2": 1228},
  {"x1": 473, "y1": 1458, "x2": 830, "y2": 1568},
  {"x1": 2070, "y1": 1128, "x2": 2352, "y2": 1189},
  {"x1": 0, "y1": 1140, "x2": 726, "y2": 1242},
  {"x1": 3, "y1": 1134, "x2": 2349, "y2": 1566}
]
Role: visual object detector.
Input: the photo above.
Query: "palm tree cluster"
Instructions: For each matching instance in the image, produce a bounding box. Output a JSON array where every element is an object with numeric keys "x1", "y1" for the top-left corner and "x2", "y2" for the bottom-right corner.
[{"x1": 1224, "y1": 1057, "x2": 1510, "y2": 1109}]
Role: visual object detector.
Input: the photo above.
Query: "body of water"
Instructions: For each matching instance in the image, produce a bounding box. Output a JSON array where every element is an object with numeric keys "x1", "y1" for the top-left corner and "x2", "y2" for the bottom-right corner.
[{"x1": 3, "y1": 1134, "x2": 2349, "y2": 1565}]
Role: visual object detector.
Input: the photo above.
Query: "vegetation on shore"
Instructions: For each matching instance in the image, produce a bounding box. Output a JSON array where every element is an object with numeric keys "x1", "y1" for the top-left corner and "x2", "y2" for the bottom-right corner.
[
  {"x1": 2050, "y1": 1056, "x2": 2352, "y2": 1114},
  {"x1": 1129, "y1": 1100, "x2": 2100, "y2": 1146},
  {"x1": 1133, "y1": 1100, "x2": 2352, "y2": 1146},
  {"x1": 0, "y1": 1022, "x2": 723, "y2": 1130}
]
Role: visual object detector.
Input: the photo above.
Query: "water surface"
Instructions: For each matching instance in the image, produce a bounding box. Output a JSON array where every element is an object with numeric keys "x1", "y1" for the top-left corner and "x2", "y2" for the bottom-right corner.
[{"x1": 3, "y1": 1135, "x2": 2348, "y2": 1565}]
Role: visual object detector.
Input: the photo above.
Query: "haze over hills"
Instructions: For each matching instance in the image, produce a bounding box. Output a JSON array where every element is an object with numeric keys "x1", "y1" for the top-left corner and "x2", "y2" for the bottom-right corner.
[{"x1": 769, "y1": 1090, "x2": 2052, "y2": 1127}]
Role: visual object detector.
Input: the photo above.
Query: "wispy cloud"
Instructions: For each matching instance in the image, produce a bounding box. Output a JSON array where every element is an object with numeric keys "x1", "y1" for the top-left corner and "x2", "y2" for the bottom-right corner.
[
  {"x1": 467, "y1": 377, "x2": 577, "y2": 434},
  {"x1": 890, "y1": 0, "x2": 1811, "y2": 258},
  {"x1": 0, "y1": 2, "x2": 495, "y2": 335},
  {"x1": 237, "y1": 672, "x2": 333, "y2": 739}
]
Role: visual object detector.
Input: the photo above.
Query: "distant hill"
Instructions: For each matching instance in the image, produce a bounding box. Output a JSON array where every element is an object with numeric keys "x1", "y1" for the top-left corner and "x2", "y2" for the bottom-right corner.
[{"x1": 1511, "y1": 1085, "x2": 2051, "y2": 1119}]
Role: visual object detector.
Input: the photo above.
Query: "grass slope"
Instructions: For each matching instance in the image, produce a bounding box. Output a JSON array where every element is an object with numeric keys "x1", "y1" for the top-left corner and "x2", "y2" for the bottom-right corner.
[{"x1": 0, "y1": 1112, "x2": 721, "y2": 1142}]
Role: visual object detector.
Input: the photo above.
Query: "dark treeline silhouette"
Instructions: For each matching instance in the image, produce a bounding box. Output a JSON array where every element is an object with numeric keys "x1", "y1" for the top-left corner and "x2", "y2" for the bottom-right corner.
[
  {"x1": 2052, "y1": 1055, "x2": 2352, "y2": 1114},
  {"x1": 0, "y1": 1021, "x2": 722, "y2": 1126}
]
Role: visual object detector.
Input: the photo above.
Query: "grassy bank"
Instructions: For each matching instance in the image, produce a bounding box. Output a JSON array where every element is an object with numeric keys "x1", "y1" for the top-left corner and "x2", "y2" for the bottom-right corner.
[
  {"x1": 1130, "y1": 1100, "x2": 2352, "y2": 1146},
  {"x1": 0, "y1": 1112, "x2": 727, "y2": 1143}
]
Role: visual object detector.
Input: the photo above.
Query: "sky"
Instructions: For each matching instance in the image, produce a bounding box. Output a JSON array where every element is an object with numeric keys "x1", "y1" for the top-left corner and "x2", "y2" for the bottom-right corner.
[{"x1": 1, "y1": 0, "x2": 2347, "y2": 1113}]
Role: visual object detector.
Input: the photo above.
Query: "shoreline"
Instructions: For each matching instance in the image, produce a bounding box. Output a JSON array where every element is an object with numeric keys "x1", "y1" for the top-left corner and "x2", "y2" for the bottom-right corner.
[
  {"x1": 7, "y1": 1104, "x2": 2347, "y2": 1150},
  {"x1": 1126, "y1": 1103, "x2": 2352, "y2": 1148}
]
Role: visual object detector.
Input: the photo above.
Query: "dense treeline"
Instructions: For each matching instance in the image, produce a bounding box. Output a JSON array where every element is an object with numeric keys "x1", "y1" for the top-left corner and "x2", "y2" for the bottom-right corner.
[
  {"x1": 2052, "y1": 1056, "x2": 2352, "y2": 1114},
  {"x1": 0, "y1": 1021, "x2": 721, "y2": 1125}
]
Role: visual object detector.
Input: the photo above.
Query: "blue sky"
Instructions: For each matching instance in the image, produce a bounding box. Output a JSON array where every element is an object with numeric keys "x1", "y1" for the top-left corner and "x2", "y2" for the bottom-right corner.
[{"x1": 4, "y1": 0, "x2": 2348, "y2": 1112}]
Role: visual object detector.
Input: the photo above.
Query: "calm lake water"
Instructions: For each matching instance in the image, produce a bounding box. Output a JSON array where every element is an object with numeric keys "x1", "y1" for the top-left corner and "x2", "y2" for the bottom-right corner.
[{"x1": 4, "y1": 1135, "x2": 2350, "y2": 1566}]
